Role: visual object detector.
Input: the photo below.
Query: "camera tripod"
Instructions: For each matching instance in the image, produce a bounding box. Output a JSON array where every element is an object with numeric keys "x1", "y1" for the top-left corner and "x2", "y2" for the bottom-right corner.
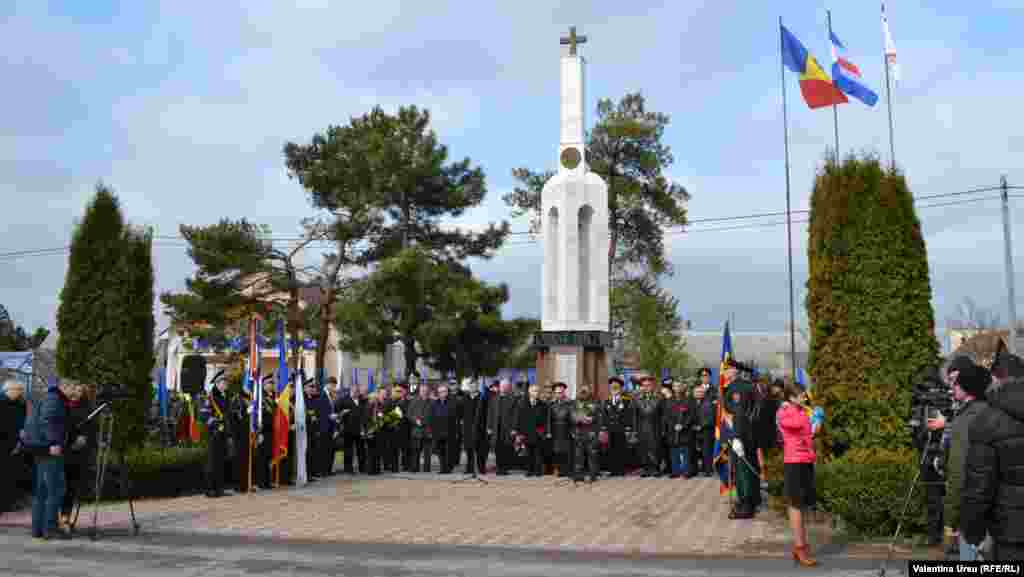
[{"x1": 69, "y1": 402, "x2": 140, "y2": 540}]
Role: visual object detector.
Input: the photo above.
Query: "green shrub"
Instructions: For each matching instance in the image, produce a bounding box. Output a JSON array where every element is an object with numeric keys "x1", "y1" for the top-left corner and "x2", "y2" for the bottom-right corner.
[
  {"x1": 816, "y1": 447, "x2": 926, "y2": 538},
  {"x1": 805, "y1": 154, "x2": 940, "y2": 456},
  {"x1": 79, "y1": 445, "x2": 208, "y2": 501}
]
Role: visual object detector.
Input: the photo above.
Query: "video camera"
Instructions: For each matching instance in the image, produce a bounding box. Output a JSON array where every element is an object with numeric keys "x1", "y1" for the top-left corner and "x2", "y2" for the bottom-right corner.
[{"x1": 907, "y1": 365, "x2": 952, "y2": 452}]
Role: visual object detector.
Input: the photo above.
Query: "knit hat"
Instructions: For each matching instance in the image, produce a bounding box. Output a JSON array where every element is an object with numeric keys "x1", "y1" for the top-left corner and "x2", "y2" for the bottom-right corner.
[{"x1": 957, "y1": 363, "x2": 993, "y2": 399}]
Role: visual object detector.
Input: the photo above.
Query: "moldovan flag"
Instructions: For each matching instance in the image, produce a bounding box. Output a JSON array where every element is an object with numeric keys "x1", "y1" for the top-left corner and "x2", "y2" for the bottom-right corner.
[
  {"x1": 781, "y1": 25, "x2": 848, "y2": 109},
  {"x1": 713, "y1": 321, "x2": 735, "y2": 496},
  {"x1": 272, "y1": 383, "x2": 290, "y2": 464}
]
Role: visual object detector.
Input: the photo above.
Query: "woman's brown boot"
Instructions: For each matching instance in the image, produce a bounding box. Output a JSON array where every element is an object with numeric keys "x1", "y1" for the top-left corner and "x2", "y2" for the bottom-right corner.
[{"x1": 791, "y1": 545, "x2": 817, "y2": 567}]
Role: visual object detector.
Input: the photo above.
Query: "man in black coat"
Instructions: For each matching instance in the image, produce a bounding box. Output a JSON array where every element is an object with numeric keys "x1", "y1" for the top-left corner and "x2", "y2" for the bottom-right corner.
[
  {"x1": 547, "y1": 382, "x2": 574, "y2": 477},
  {"x1": 257, "y1": 379, "x2": 276, "y2": 489},
  {"x1": 633, "y1": 375, "x2": 662, "y2": 477},
  {"x1": 487, "y1": 379, "x2": 520, "y2": 475},
  {"x1": 457, "y1": 379, "x2": 486, "y2": 475},
  {"x1": 430, "y1": 385, "x2": 458, "y2": 473},
  {"x1": 408, "y1": 384, "x2": 433, "y2": 473},
  {"x1": 517, "y1": 384, "x2": 548, "y2": 477},
  {"x1": 691, "y1": 381, "x2": 717, "y2": 477},
  {"x1": 339, "y1": 383, "x2": 367, "y2": 474},
  {"x1": 961, "y1": 352, "x2": 1024, "y2": 561},
  {"x1": 601, "y1": 377, "x2": 633, "y2": 476}
]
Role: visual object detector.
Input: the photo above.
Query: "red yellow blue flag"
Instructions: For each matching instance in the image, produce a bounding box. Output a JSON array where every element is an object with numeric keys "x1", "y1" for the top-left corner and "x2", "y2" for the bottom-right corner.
[{"x1": 781, "y1": 25, "x2": 848, "y2": 109}]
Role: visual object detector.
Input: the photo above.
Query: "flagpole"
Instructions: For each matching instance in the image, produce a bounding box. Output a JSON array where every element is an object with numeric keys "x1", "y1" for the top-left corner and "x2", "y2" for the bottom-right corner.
[
  {"x1": 827, "y1": 10, "x2": 840, "y2": 165},
  {"x1": 883, "y1": 40, "x2": 895, "y2": 171},
  {"x1": 780, "y1": 17, "x2": 798, "y2": 382}
]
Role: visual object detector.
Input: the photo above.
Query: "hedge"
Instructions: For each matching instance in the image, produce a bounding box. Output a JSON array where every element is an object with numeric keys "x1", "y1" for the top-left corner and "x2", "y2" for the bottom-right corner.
[
  {"x1": 816, "y1": 448, "x2": 926, "y2": 538},
  {"x1": 76, "y1": 446, "x2": 208, "y2": 501}
]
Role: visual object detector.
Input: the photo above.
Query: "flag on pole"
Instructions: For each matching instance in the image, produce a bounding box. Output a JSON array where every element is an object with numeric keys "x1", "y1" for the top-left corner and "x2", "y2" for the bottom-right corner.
[
  {"x1": 781, "y1": 24, "x2": 848, "y2": 109},
  {"x1": 295, "y1": 366, "x2": 308, "y2": 485},
  {"x1": 712, "y1": 321, "x2": 735, "y2": 496},
  {"x1": 882, "y1": 2, "x2": 900, "y2": 83},
  {"x1": 829, "y1": 28, "x2": 879, "y2": 106},
  {"x1": 272, "y1": 319, "x2": 290, "y2": 467},
  {"x1": 368, "y1": 368, "x2": 375, "y2": 393}
]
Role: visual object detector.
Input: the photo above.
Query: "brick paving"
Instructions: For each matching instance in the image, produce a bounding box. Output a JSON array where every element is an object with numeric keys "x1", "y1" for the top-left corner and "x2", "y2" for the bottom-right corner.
[{"x1": 0, "y1": 473, "x2": 803, "y2": 556}]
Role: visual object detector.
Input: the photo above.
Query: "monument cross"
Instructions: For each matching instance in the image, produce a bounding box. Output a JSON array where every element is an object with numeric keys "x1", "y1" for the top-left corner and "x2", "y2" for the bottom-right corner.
[{"x1": 559, "y1": 26, "x2": 587, "y2": 56}]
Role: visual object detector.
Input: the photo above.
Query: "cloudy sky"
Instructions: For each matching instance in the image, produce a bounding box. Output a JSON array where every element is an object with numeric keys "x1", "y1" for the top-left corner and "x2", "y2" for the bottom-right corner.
[{"x1": 2, "y1": 0, "x2": 1022, "y2": 342}]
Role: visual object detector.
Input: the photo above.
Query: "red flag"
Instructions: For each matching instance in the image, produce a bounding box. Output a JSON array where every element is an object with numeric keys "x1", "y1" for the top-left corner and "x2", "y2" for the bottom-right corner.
[{"x1": 272, "y1": 384, "x2": 291, "y2": 464}]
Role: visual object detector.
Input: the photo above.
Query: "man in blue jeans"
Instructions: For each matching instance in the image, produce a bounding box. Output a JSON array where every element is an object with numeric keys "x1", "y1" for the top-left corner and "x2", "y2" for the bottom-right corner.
[{"x1": 20, "y1": 379, "x2": 71, "y2": 541}]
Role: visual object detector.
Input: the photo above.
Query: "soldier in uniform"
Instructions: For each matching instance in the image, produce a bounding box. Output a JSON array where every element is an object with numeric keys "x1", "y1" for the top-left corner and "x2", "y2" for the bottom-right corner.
[
  {"x1": 546, "y1": 382, "x2": 574, "y2": 477},
  {"x1": 723, "y1": 359, "x2": 761, "y2": 519},
  {"x1": 601, "y1": 377, "x2": 633, "y2": 476},
  {"x1": 201, "y1": 379, "x2": 231, "y2": 498},
  {"x1": 633, "y1": 375, "x2": 663, "y2": 477},
  {"x1": 408, "y1": 384, "x2": 433, "y2": 473},
  {"x1": 517, "y1": 384, "x2": 548, "y2": 476},
  {"x1": 573, "y1": 383, "x2": 602, "y2": 482},
  {"x1": 256, "y1": 378, "x2": 276, "y2": 489},
  {"x1": 487, "y1": 379, "x2": 520, "y2": 476},
  {"x1": 303, "y1": 380, "x2": 322, "y2": 481}
]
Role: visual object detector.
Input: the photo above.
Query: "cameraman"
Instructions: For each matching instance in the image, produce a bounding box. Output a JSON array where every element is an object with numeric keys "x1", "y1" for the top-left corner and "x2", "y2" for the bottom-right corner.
[
  {"x1": 941, "y1": 357, "x2": 991, "y2": 560},
  {"x1": 913, "y1": 366, "x2": 951, "y2": 547}
]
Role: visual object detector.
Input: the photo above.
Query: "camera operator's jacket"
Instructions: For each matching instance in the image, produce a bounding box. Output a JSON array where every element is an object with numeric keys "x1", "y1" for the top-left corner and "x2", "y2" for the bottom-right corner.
[
  {"x1": 962, "y1": 379, "x2": 1024, "y2": 553},
  {"x1": 944, "y1": 398, "x2": 988, "y2": 531}
]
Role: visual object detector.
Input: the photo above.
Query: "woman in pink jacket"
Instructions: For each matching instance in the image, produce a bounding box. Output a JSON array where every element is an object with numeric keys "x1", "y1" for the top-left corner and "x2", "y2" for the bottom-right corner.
[{"x1": 776, "y1": 382, "x2": 823, "y2": 567}]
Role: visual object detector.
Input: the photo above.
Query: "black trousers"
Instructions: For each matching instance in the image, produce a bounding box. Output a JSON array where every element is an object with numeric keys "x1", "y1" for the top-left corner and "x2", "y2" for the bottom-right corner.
[
  {"x1": 365, "y1": 437, "x2": 381, "y2": 474},
  {"x1": 552, "y1": 442, "x2": 572, "y2": 476},
  {"x1": 463, "y1": 444, "x2": 486, "y2": 474},
  {"x1": 605, "y1": 433, "x2": 627, "y2": 475},
  {"x1": 61, "y1": 461, "x2": 87, "y2": 517},
  {"x1": 921, "y1": 460, "x2": 945, "y2": 542},
  {"x1": 255, "y1": 435, "x2": 272, "y2": 488},
  {"x1": 639, "y1": 435, "x2": 659, "y2": 474},
  {"x1": 410, "y1": 438, "x2": 431, "y2": 472},
  {"x1": 206, "y1": 433, "x2": 227, "y2": 494},
  {"x1": 432, "y1": 438, "x2": 454, "y2": 473},
  {"x1": 494, "y1": 438, "x2": 515, "y2": 473},
  {"x1": 525, "y1": 444, "x2": 544, "y2": 475},
  {"x1": 574, "y1": 432, "x2": 600, "y2": 480},
  {"x1": 321, "y1": 433, "x2": 336, "y2": 476},
  {"x1": 343, "y1": 434, "x2": 365, "y2": 473}
]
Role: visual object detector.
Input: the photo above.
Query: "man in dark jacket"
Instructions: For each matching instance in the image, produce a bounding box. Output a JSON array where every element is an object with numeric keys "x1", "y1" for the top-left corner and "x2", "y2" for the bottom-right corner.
[
  {"x1": 339, "y1": 383, "x2": 367, "y2": 474},
  {"x1": 517, "y1": 384, "x2": 548, "y2": 477},
  {"x1": 201, "y1": 380, "x2": 231, "y2": 497},
  {"x1": 457, "y1": 379, "x2": 486, "y2": 475},
  {"x1": 21, "y1": 380, "x2": 71, "y2": 540},
  {"x1": 257, "y1": 379, "x2": 276, "y2": 489},
  {"x1": 691, "y1": 380, "x2": 717, "y2": 477},
  {"x1": 430, "y1": 385, "x2": 457, "y2": 473},
  {"x1": 601, "y1": 377, "x2": 633, "y2": 476},
  {"x1": 408, "y1": 384, "x2": 433, "y2": 473},
  {"x1": 633, "y1": 375, "x2": 662, "y2": 477},
  {"x1": 961, "y1": 352, "x2": 1024, "y2": 561},
  {"x1": 487, "y1": 379, "x2": 519, "y2": 475},
  {"x1": 547, "y1": 382, "x2": 574, "y2": 477},
  {"x1": 663, "y1": 381, "x2": 693, "y2": 478}
]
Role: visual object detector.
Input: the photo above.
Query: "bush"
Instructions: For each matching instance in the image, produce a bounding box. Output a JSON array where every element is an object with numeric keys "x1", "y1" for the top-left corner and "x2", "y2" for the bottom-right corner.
[
  {"x1": 816, "y1": 447, "x2": 926, "y2": 538},
  {"x1": 78, "y1": 446, "x2": 208, "y2": 501},
  {"x1": 805, "y1": 154, "x2": 940, "y2": 457}
]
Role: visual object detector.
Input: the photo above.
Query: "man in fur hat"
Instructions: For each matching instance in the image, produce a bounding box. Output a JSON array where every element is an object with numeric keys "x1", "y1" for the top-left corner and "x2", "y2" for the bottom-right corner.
[{"x1": 601, "y1": 377, "x2": 633, "y2": 476}]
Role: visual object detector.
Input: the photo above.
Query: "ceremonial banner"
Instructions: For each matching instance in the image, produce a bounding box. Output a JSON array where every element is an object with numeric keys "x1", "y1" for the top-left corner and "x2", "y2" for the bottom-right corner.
[
  {"x1": 713, "y1": 321, "x2": 735, "y2": 496},
  {"x1": 781, "y1": 25, "x2": 847, "y2": 109},
  {"x1": 272, "y1": 320, "x2": 290, "y2": 471},
  {"x1": 295, "y1": 367, "x2": 308, "y2": 485}
]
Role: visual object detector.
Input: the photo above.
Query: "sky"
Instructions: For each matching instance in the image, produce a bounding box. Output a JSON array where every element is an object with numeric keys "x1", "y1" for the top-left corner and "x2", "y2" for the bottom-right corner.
[{"x1": 2, "y1": 0, "x2": 1023, "y2": 343}]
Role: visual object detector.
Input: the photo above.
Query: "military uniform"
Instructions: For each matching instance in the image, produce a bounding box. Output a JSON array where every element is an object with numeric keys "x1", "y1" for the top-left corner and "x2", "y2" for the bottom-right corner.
[
  {"x1": 201, "y1": 387, "x2": 231, "y2": 497},
  {"x1": 724, "y1": 373, "x2": 761, "y2": 518},
  {"x1": 601, "y1": 391, "x2": 633, "y2": 476},
  {"x1": 633, "y1": 390, "x2": 662, "y2": 477},
  {"x1": 573, "y1": 397, "x2": 602, "y2": 482},
  {"x1": 257, "y1": 387, "x2": 276, "y2": 488},
  {"x1": 547, "y1": 397, "x2": 575, "y2": 476}
]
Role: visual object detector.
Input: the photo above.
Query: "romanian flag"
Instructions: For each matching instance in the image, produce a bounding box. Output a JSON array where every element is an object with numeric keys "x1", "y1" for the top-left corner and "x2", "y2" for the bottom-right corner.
[
  {"x1": 712, "y1": 321, "x2": 734, "y2": 496},
  {"x1": 781, "y1": 25, "x2": 848, "y2": 109}
]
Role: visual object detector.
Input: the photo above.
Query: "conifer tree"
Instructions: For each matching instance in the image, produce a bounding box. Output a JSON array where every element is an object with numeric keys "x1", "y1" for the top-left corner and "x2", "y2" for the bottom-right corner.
[{"x1": 806, "y1": 155, "x2": 940, "y2": 455}]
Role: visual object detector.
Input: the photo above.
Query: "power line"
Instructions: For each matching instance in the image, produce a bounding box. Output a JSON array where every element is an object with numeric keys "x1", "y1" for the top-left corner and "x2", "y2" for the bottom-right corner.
[{"x1": 2, "y1": 188, "x2": 1021, "y2": 261}]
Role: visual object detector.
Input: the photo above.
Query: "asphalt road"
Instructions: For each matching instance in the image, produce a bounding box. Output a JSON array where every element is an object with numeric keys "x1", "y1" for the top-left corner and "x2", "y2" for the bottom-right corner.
[{"x1": 1, "y1": 529, "x2": 908, "y2": 577}]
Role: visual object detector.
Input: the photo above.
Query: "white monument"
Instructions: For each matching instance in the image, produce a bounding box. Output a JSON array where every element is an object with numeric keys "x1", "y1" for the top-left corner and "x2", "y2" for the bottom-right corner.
[
  {"x1": 534, "y1": 27, "x2": 612, "y2": 399},
  {"x1": 541, "y1": 26, "x2": 610, "y2": 332}
]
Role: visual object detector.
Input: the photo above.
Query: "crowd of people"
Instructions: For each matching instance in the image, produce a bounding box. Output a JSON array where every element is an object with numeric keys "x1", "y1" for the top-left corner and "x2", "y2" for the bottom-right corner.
[{"x1": 0, "y1": 379, "x2": 97, "y2": 541}]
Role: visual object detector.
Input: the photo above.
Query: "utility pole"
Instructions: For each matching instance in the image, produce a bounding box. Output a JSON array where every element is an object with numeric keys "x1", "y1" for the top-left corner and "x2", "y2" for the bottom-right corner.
[{"x1": 1002, "y1": 175, "x2": 1018, "y2": 354}]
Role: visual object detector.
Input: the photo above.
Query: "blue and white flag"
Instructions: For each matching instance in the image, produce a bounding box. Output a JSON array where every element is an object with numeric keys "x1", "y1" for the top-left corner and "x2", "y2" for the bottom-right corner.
[{"x1": 830, "y1": 28, "x2": 879, "y2": 106}]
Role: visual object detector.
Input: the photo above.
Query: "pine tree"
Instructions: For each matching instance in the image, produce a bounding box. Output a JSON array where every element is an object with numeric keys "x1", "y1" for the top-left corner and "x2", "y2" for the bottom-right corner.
[
  {"x1": 806, "y1": 154, "x2": 940, "y2": 455},
  {"x1": 56, "y1": 183, "x2": 155, "y2": 449}
]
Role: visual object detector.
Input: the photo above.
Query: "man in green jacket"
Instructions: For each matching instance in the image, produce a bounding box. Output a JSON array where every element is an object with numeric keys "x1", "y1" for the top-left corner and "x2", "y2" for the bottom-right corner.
[{"x1": 943, "y1": 356, "x2": 992, "y2": 560}]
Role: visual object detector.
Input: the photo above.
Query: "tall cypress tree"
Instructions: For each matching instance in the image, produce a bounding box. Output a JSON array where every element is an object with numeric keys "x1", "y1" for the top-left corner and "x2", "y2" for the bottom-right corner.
[
  {"x1": 806, "y1": 154, "x2": 940, "y2": 456},
  {"x1": 57, "y1": 183, "x2": 155, "y2": 450}
]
